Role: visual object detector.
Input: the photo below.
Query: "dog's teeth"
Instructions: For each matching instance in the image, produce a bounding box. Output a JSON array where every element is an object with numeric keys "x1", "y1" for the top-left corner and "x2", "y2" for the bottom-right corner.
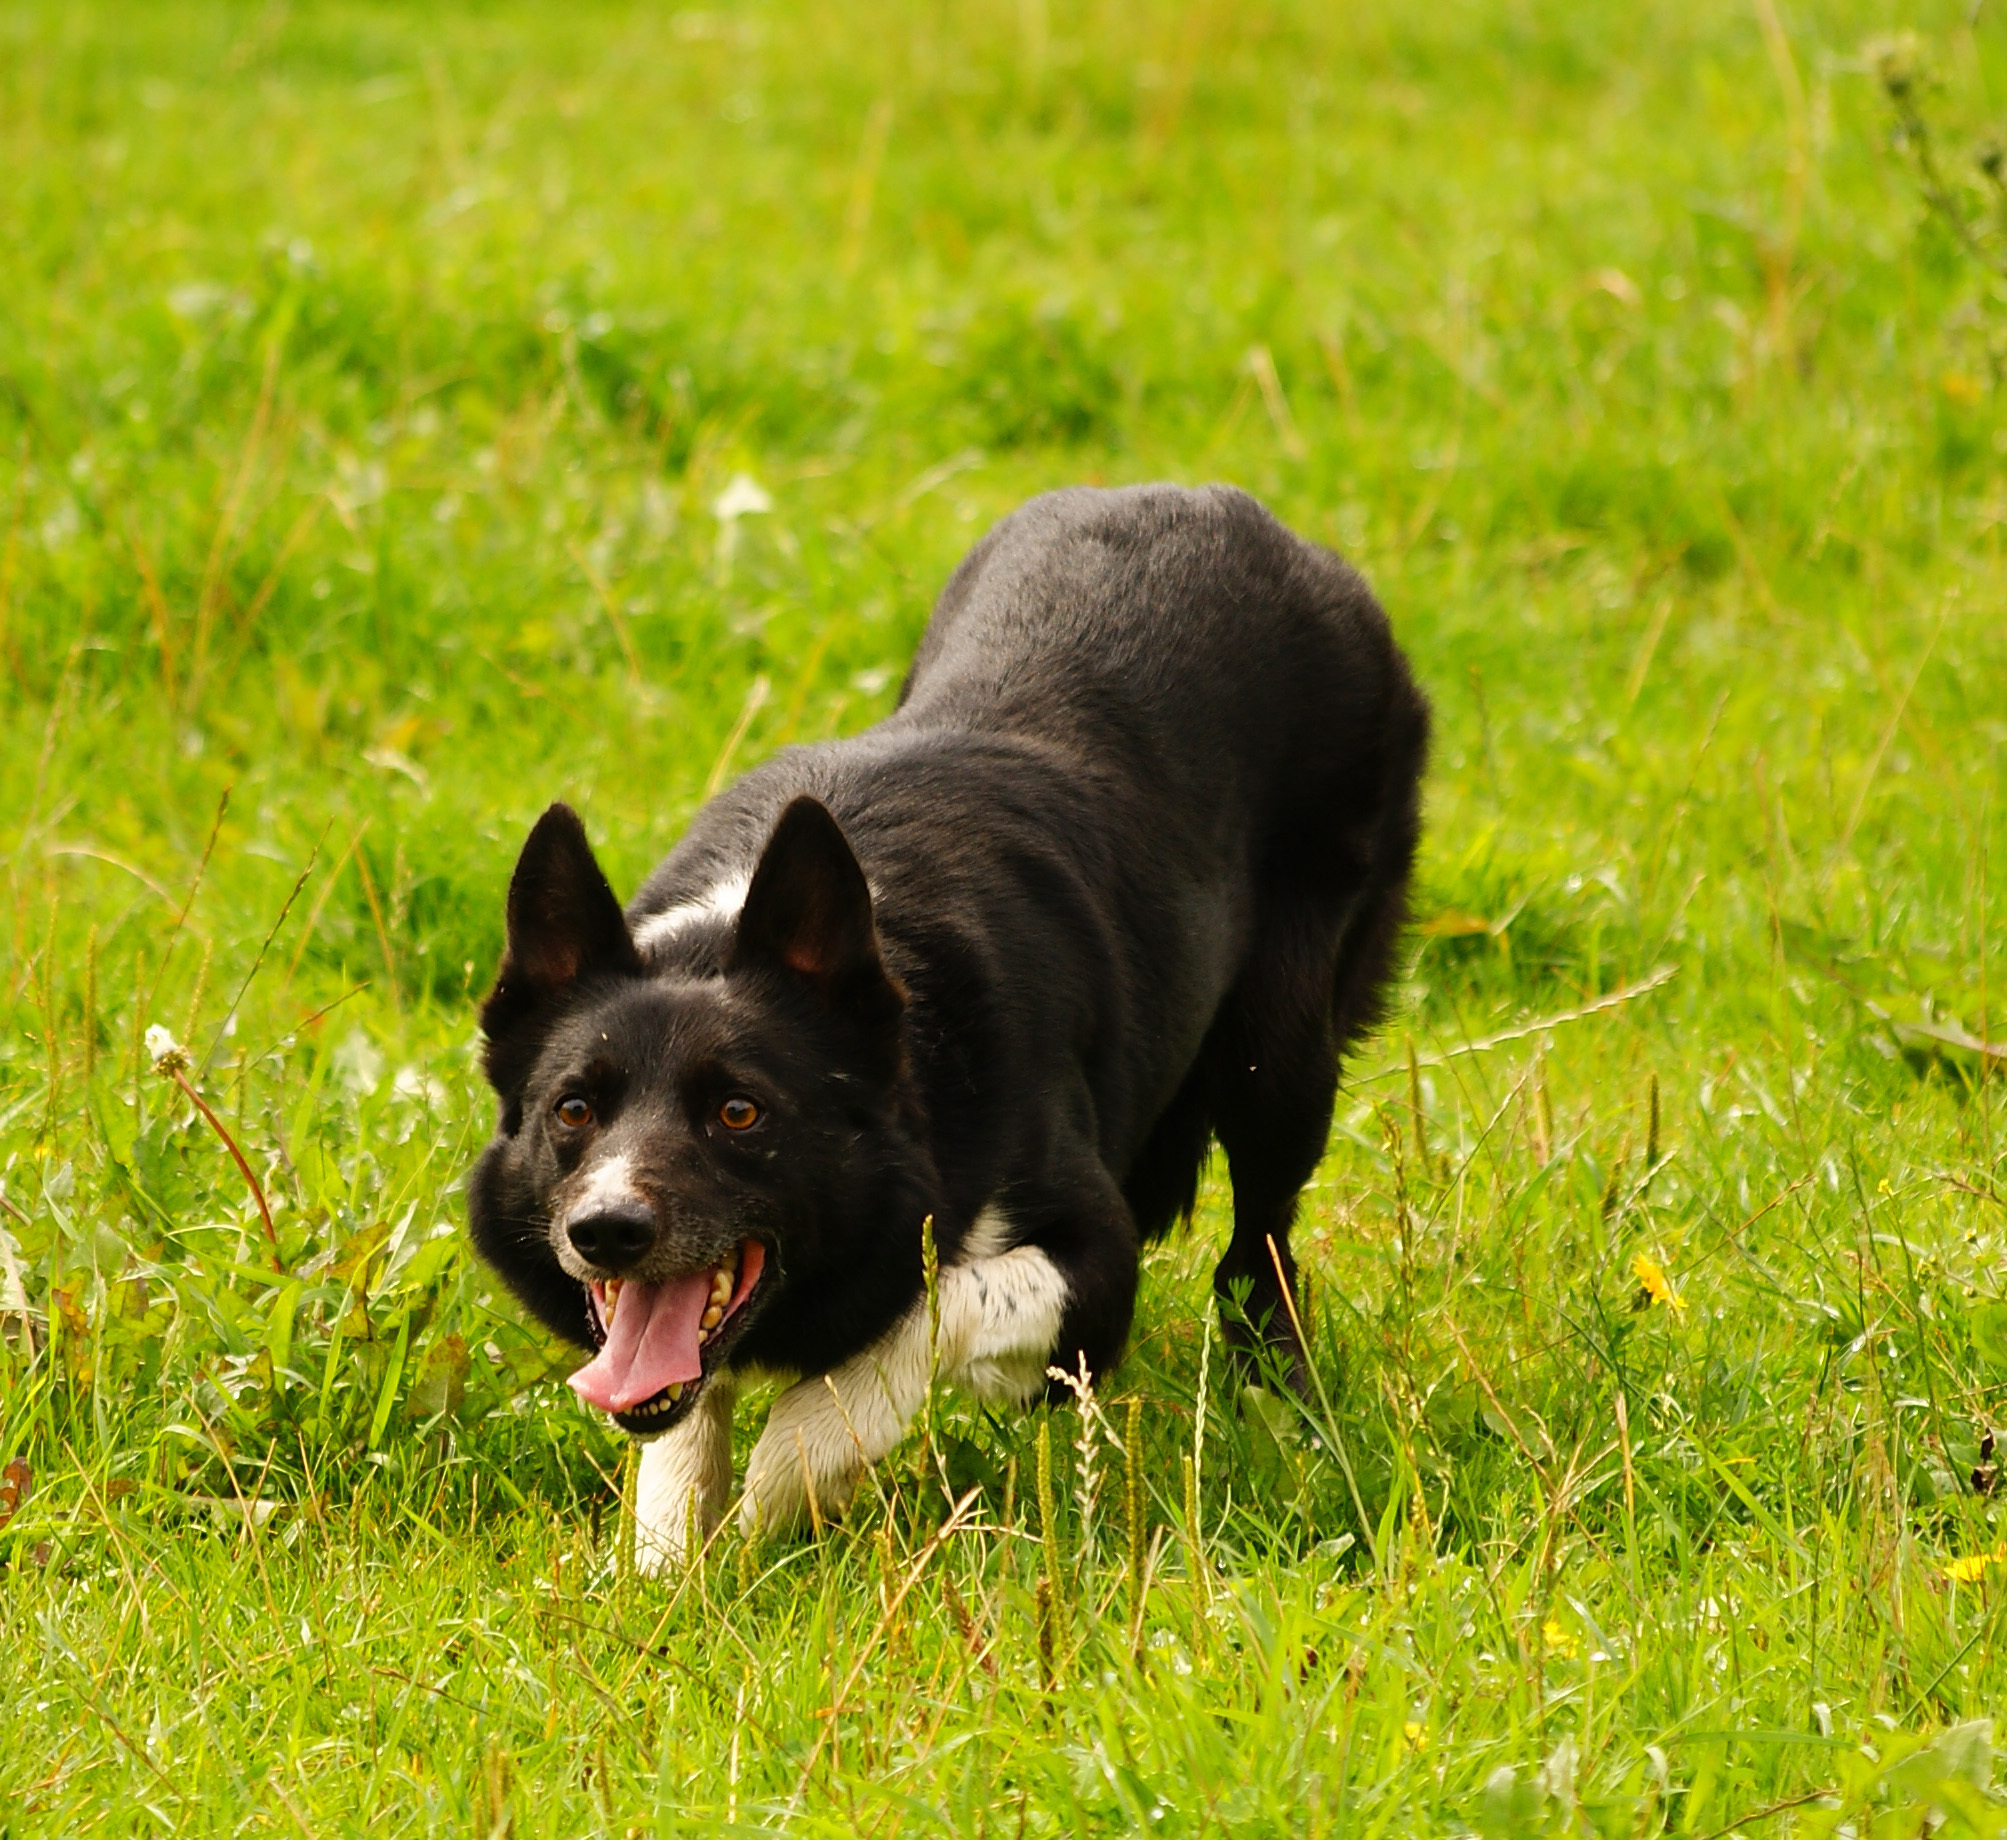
[
  {"x1": 605, "y1": 1279, "x2": 623, "y2": 1323},
  {"x1": 631, "y1": 1386, "x2": 682, "y2": 1419},
  {"x1": 700, "y1": 1304, "x2": 723, "y2": 1330},
  {"x1": 622, "y1": 1382, "x2": 688, "y2": 1422}
]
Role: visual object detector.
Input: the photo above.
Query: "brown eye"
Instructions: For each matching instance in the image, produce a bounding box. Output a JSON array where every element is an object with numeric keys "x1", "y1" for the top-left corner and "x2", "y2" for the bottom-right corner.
[
  {"x1": 555, "y1": 1095, "x2": 593, "y2": 1129},
  {"x1": 718, "y1": 1096, "x2": 760, "y2": 1131}
]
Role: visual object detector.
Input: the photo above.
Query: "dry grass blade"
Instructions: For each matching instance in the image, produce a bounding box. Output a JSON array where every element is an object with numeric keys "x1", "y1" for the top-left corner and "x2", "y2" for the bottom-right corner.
[{"x1": 153, "y1": 1049, "x2": 283, "y2": 1274}]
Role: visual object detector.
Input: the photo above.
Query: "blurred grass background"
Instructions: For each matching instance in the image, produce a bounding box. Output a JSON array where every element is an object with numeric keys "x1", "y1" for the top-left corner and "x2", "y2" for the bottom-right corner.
[{"x1": 2, "y1": 0, "x2": 2005, "y2": 1833}]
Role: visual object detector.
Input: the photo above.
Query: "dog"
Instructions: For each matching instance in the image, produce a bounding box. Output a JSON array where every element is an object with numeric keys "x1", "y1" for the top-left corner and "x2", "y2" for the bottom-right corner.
[{"x1": 468, "y1": 483, "x2": 1428, "y2": 1571}]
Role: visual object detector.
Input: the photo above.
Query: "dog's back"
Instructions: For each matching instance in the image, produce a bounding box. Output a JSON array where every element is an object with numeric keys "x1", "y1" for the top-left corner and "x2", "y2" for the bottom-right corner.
[{"x1": 905, "y1": 484, "x2": 1415, "y2": 825}]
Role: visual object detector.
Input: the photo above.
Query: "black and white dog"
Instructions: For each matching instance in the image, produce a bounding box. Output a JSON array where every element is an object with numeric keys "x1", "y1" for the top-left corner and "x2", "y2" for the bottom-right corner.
[{"x1": 468, "y1": 484, "x2": 1427, "y2": 1570}]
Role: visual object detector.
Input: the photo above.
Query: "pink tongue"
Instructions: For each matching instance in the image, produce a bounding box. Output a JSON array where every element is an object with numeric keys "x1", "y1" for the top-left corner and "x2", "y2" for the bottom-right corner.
[{"x1": 568, "y1": 1271, "x2": 712, "y2": 1413}]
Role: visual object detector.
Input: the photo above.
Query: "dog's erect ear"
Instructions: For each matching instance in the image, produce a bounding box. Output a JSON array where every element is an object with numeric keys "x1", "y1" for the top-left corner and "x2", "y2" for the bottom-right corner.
[
  {"x1": 731, "y1": 798, "x2": 904, "y2": 1030},
  {"x1": 482, "y1": 804, "x2": 641, "y2": 1056}
]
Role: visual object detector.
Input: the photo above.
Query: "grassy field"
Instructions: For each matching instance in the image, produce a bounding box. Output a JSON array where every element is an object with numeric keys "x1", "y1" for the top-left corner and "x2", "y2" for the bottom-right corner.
[{"x1": 3, "y1": 0, "x2": 2006, "y2": 1831}]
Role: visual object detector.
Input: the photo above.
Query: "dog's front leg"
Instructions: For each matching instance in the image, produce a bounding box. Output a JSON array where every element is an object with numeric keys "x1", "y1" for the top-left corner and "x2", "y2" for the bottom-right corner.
[
  {"x1": 633, "y1": 1376, "x2": 738, "y2": 1574},
  {"x1": 740, "y1": 1329, "x2": 924, "y2": 1537},
  {"x1": 740, "y1": 1245, "x2": 1074, "y2": 1536}
]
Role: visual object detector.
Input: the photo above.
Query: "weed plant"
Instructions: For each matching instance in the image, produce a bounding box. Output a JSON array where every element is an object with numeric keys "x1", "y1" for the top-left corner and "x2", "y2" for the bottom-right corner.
[{"x1": 2, "y1": 0, "x2": 2006, "y2": 1833}]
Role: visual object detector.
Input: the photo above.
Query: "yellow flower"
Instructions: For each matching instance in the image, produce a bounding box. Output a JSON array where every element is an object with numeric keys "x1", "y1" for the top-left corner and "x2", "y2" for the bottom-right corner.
[
  {"x1": 1402, "y1": 1720, "x2": 1427, "y2": 1752},
  {"x1": 1631, "y1": 1252, "x2": 1686, "y2": 1317},
  {"x1": 1944, "y1": 1548, "x2": 2005, "y2": 1584},
  {"x1": 1542, "y1": 1619, "x2": 1579, "y2": 1659}
]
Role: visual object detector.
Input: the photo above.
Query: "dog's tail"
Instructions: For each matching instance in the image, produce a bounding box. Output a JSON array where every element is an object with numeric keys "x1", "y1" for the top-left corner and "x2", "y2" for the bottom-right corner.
[{"x1": 1329, "y1": 652, "x2": 1431, "y2": 1056}]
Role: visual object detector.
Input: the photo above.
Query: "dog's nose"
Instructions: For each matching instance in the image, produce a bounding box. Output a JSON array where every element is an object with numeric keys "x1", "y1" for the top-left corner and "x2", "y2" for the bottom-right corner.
[{"x1": 567, "y1": 1204, "x2": 656, "y2": 1271}]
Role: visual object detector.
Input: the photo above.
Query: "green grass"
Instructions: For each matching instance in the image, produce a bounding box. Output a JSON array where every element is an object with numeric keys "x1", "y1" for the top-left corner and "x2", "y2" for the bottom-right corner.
[{"x1": 3, "y1": 0, "x2": 2006, "y2": 1831}]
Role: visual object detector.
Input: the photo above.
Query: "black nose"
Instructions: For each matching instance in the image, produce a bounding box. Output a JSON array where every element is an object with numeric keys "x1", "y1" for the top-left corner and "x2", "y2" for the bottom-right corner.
[{"x1": 567, "y1": 1204, "x2": 656, "y2": 1271}]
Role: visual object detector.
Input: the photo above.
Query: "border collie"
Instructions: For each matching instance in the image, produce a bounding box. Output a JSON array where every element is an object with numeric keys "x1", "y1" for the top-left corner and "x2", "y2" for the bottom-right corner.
[{"x1": 468, "y1": 484, "x2": 1428, "y2": 1571}]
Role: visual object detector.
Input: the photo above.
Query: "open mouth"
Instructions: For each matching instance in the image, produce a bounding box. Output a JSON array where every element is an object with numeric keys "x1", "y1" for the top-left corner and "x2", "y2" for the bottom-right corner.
[{"x1": 568, "y1": 1238, "x2": 768, "y2": 1435}]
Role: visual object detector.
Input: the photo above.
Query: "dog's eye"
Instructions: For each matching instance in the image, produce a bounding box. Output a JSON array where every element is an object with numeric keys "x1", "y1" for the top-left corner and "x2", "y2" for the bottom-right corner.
[
  {"x1": 718, "y1": 1096, "x2": 760, "y2": 1131},
  {"x1": 555, "y1": 1095, "x2": 594, "y2": 1129}
]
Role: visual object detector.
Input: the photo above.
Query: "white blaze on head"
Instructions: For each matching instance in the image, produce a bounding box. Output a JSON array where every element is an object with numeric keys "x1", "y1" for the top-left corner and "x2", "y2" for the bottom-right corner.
[{"x1": 566, "y1": 1151, "x2": 646, "y2": 1227}]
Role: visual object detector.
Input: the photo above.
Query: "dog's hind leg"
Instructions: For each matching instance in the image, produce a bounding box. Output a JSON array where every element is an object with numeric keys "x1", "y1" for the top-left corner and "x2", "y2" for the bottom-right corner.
[
  {"x1": 1122, "y1": 1069, "x2": 1213, "y2": 1243},
  {"x1": 1204, "y1": 904, "x2": 1348, "y2": 1392},
  {"x1": 633, "y1": 1375, "x2": 739, "y2": 1574},
  {"x1": 1207, "y1": 833, "x2": 1417, "y2": 1390}
]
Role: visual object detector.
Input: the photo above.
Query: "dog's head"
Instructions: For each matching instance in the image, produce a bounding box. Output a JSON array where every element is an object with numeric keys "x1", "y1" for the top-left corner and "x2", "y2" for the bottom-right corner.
[{"x1": 467, "y1": 796, "x2": 910, "y2": 1437}]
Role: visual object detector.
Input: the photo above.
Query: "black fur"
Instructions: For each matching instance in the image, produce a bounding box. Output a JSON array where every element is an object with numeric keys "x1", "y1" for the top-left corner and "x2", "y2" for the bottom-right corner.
[{"x1": 468, "y1": 483, "x2": 1428, "y2": 1426}]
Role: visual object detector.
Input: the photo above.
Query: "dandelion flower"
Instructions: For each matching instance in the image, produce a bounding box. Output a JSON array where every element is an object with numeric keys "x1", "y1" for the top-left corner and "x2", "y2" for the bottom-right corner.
[
  {"x1": 1631, "y1": 1251, "x2": 1686, "y2": 1316},
  {"x1": 1944, "y1": 1549, "x2": 2004, "y2": 1584}
]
